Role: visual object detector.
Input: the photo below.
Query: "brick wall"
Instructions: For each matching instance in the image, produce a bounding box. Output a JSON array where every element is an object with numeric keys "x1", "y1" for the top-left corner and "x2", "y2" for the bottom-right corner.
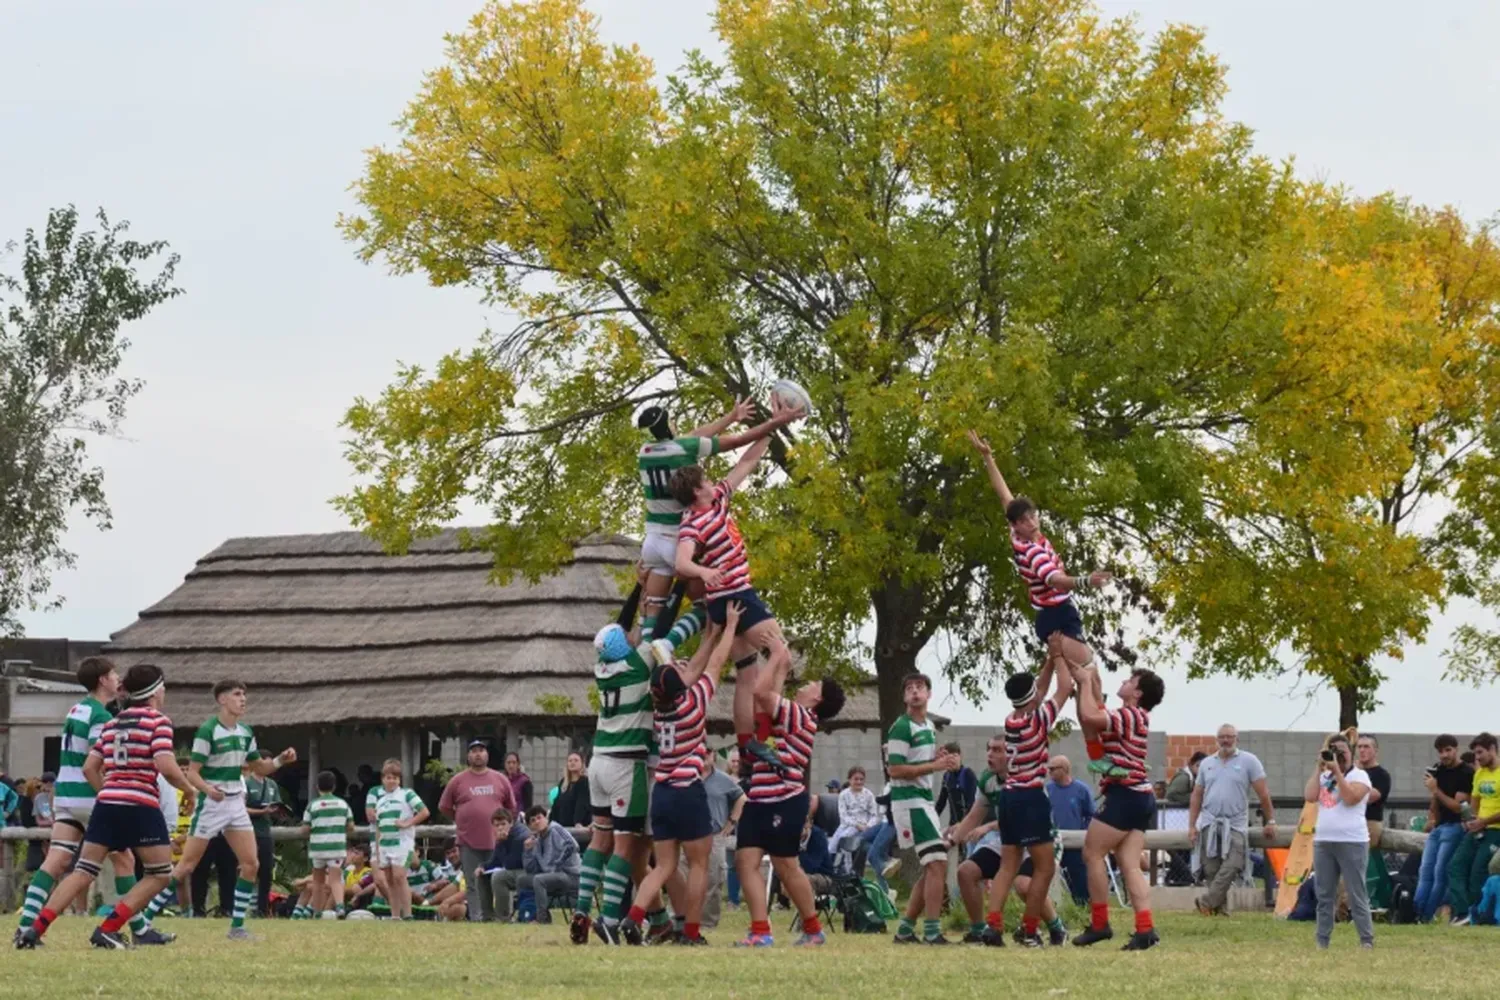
[{"x1": 1165, "y1": 733, "x2": 1217, "y2": 778}]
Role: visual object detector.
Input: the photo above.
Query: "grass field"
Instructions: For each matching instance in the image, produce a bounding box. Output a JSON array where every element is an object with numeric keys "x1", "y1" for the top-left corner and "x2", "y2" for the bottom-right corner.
[{"x1": 4, "y1": 907, "x2": 1491, "y2": 999}]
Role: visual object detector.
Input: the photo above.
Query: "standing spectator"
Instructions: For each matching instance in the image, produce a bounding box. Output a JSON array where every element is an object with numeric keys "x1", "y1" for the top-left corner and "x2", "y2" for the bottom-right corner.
[
  {"x1": 1045, "y1": 755, "x2": 1094, "y2": 903},
  {"x1": 519, "y1": 806, "x2": 581, "y2": 923},
  {"x1": 348, "y1": 764, "x2": 378, "y2": 817},
  {"x1": 1306, "y1": 733, "x2": 1374, "y2": 949},
  {"x1": 0, "y1": 771, "x2": 18, "y2": 826},
  {"x1": 1165, "y1": 752, "x2": 1205, "y2": 807},
  {"x1": 1188, "y1": 724, "x2": 1276, "y2": 915},
  {"x1": 504, "y1": 752, "x2": 534, "y2": 812},
  {"x1": 243, "y1": 765, "x2": 284, "y2": 916},
  {"x1": 1415, "y1": 734, "x2": 1473, "y2": 922},
  {"x1": 439, "y1": 740, "x2": 515, "y2": 921},
  {"x1": 935, "y1": 744, "x2": 977, "y2": 824},
  {"x1": 700, "y1": 753, "x2": 744, "y2": 929},
  {"x1": 1356, "y1": 734, "x2": 1392, "y2": 847},
  {"x1": 549, "y1": 751, "x2": 592, "y2": 834},
  {"x1": 723, "y1": 749, "x2": 744, "y2": 910},
  {"x1": 1447, "y1": 732, "x2": 1500, "y2": 925}
]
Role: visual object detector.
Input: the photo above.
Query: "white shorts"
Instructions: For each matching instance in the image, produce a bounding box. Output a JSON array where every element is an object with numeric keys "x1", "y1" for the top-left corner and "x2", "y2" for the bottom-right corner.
[
  {"x1": 589, "y1": 754, "x2": 650, "y2": 833},
  {"x1": 892, "y1": 801, "x2": 947, "y2": 865},
  {"x1": 52, "y1": 803, "x2": 93, "y2": 834},
  {"x1": 375, "y1": 835, "x2": 415, "y2": 868},
  {"x1": 640, "y1": 531, "x2": 679, "y2": 576},
  {"x1": 188, "y1": 792, "x2": 253, "y2": 839},
  {"x1": 309, "y1": 854, "x2": 346, "y2": 870}
]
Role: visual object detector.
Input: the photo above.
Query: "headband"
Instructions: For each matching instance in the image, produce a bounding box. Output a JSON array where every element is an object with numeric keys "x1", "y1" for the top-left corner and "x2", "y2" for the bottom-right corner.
[
  {"x1": 1008, "y1": 676, "x2": 1037, "y2": 708},
  {"x1": 128, "y1": 676, "x2": 165, "y2": 702}
]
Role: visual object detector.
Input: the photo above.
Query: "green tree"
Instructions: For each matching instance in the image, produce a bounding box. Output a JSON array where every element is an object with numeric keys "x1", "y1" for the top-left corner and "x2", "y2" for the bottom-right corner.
[
  {"x1": 337, "y1": 0, "x2": 1454, "y2": 726},
  {"x1": 0, "y1": 206, "x2": 181, "y2": 635}
]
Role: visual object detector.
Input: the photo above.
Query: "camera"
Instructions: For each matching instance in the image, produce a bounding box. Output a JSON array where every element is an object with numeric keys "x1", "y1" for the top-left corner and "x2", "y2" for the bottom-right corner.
[
  {"x1": 1425, "y1": 765, "x2": 1439, "y2": 777},
  {"x1": 1320, "y1": 750, "x2": 1335, "y2": 763}
]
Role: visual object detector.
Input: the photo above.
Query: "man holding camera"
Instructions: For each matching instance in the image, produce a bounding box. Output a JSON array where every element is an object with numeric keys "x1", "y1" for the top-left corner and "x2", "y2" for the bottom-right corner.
[
  {"x1": 1304, "y1": 733, "x2": 1374, "y2": 949},
  {"x1": 1415, "y1": 734, "x2": 1473, "y2": 922}
]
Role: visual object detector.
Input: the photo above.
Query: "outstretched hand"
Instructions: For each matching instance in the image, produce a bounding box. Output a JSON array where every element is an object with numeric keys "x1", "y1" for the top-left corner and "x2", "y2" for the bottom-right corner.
[
  {"x1": 770, "y1": 394, "x2": 807, "y2": 423},
  {"x1": 966, "y1": 429, "x2": 993, "y2": 459},
  {"x1": 729, "y1": 397, "x2": 755, "y2": 426}
]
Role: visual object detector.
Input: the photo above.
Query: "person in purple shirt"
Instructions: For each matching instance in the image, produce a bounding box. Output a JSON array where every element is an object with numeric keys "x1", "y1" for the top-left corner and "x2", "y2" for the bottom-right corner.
[
  {"x1": 439, "y1": 741, "x2": 515, "y2": 921},
  {"x1": 1045, "y1": 755, "x2": 1095, "y2": 903},
  {"x1": 504, "y1": 752, "x2": 534, "y2": 812}
]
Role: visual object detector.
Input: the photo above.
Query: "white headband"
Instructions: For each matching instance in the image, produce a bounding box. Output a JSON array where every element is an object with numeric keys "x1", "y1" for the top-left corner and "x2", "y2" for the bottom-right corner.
[
  {"x1": 128, "y1": 676, "x2": 164, "y2": 702},
  {"x1": 1009, "y1": 677, "x2": 1038, "y2": 708}
]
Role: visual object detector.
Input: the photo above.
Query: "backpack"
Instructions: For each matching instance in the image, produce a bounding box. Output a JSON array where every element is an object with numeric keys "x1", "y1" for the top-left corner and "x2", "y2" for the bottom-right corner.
[
  {"x1": 840, "y1": 879, "x2": 890, "y2": 934},
  {"x1": 1386, "y1": 874, "x2": 1417, "y2": 925},
  {"x1": 1288, "y1": 875, "x2": 1318, "y2": 922}
]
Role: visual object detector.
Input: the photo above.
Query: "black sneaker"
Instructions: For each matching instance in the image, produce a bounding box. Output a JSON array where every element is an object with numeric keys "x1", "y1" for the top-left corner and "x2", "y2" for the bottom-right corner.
[
  {"x1": 1073, "y1": 924, "x2": 1114, "y2": 947},
  {"x1": 744, "y1": 740, "x2": 790, "y2": 775},
  {"x1": 618, "y1": 917, "x2": 644, "y2": 946},
  {"x1": 675, "y1": 934, "x2": 709, "y2": 946},
  {"x1": 961, "y1": 930, "x2": 986, "y2": 944},
  {"x1": 1049, "y1": 924, "x2": 1070, "y2": 947},
  {"x1": 569, "y1": 912, "x2": 591, "y2": 945},
  {"x1": 893, "y1": 931, "x2": 919, "y2": 944},
  {"x1": 1122, "y1": 929, "x2": 1159, "y2": 951},
  {"x1": 979, "y1": 926, "x2": 1006, "y2": 947},
  {"x1": 593, "y1": 919, "x2": 620, "y2": 946},
  {"x1": 14, "y1": 927, "x2": 41, "y2": 950},
  {"x1": 1011, "y1": 926, "x2": 1026, "y2": 945},
  {"x1": 90, "y1": 927, "x2": 132, "y2": 950},
  {"x1": 133, "y1": 927, "x2": 176, "y2": 946},
  {"x1": 1018, "y1": 930, "x2": 1045, "y2": 948},
  {"x1": 923, "y1": 934, "x2": 953, "y2": 945},
  {"x1": 645, "y1": 920, "x2": 676, "y2": 946}
]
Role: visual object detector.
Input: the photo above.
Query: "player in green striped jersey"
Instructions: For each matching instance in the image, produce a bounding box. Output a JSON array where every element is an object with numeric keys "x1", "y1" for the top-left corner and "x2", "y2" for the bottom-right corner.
[
  {"x1": 14, "y1": 657, "x2": 172, "y2": 946},
  {"x1": 142, "y1": 679, "x2": 296, "y2": 940},
  {"x1": 298, "y1": 770, "x2": 355, "y2": 918},
  {"x1": 634, "y1": 399, "x2": 801, "y2": 638},
  {"x1": 886, "y1": 673, "x2": 959, "y2": 945}
]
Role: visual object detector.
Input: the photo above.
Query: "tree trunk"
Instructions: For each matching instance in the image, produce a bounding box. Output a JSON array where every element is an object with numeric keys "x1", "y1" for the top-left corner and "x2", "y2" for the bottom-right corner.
[
  {"x1": 871, "y1": 576, "x2": 928, "y2": 733},
  {"x1": 1337, "y1": 683, "x2": 1360, "y2": 732}
]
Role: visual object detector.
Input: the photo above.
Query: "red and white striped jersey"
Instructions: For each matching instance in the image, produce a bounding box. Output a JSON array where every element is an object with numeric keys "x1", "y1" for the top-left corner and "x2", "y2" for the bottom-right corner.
[
  {"x1": 748, "y1": 696, "x2": 817, "y2": 803},
  {"x1": 1004, "y1": 699, "x2": 1058, "y2": 790},
  {"x1": 678, "y1": 482, "x2": 753, "y2": 601},
  {"x1": 1100, "y1": 706, "x2": 1152, "y2": 792},
  {"x1": 90, "y1": 706, "x2": 176, "y2": 809},
  {"x1": 654, "y1": 674, "x2": 715, "y2": 787},
  {"x1": 1012, "y1": 532, "x2": 1069, "y2": 609}
]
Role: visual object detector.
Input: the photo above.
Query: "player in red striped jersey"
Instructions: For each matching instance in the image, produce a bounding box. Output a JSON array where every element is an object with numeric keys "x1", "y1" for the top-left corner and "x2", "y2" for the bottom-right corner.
[
  {"x1": 968, "y1": 431, "x2": 1123, "y2": 779},
  {"x1": 671, "y1": 396, "x2": 798, "y2": 777},
  {"x1": 1069, "y1": 662, "x2": 1165, "y2": 951},
  {"x1": 15, "y1": 663, "x2": 196, "y2": 951},
  {"x1": 618, "y1": 608, "x2": 742, "y2": 946},
  {"x1": 732, "y1": 627, "x2": 846, "y2": 947}
]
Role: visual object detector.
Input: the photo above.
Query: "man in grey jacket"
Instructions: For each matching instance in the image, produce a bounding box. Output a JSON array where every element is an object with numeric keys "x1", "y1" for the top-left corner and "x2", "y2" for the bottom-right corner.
[{"x1": 518, "y1": 805, "x2": 581, "y2": 923}]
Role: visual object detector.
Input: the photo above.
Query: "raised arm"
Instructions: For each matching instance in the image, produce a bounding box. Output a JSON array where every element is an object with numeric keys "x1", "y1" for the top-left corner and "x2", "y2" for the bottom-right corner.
[
  {"x1": 967, "y1": 431, "x2": 1014, "y2": 507},
  {"x1": 685, "y1": 398, "x2": 754, "y2": 440},
  {"x1": 250, "y1": 746, "x2": 297, "y2": 777},
  {"x1": 716, "y1": 398, "x2": 803, "y2": 452},
  {"x1": 1045, "y1": 654, "x2": 1074, "y2": 711},
  {"x1": 1071, "y1": 665, "x2": 1109, "y2": 731},
  {"x1": 753, "y1": 627, "x2": 794, "y2": 716},
  {"x1": 723, "y1": 436, "x2": 772, "y2": 492}
]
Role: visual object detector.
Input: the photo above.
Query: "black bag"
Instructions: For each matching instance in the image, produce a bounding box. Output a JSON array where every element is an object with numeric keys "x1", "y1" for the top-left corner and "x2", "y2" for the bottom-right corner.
[
  {"x1": 839, "y1": 879, "x2": 888, "y2": 934},
  {"x1": 1288, "y1": 875, "x2": 1318, "y2": 922},
  {"x1": 1387, "y1": 873, "x2": 1417, "y2": 924}
]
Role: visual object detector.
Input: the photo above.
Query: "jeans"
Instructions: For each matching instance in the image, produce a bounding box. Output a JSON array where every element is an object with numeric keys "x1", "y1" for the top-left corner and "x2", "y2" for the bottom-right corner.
[
  {"x1": 864, "y1": 822, "x2": 897, "y2": 892},
  {"x1": 1313, "y1": 840, "x2": 1373, "y2": 946},
  {"x1": 460, "y1": 845, "x2": 494, "y2": 921},
  {"x1": 1414, "y1": 821, "x2": 1462, "y2": 920},
  {"x1": 1059, "y1": 847, "x2": 1089, "y2": 904},
  {"x1": 1446, "y1": 829, "x2": 1500, "y2": 917},
  {"x1": 726, "y1": 844, "x2": 741, "y2": 906}
]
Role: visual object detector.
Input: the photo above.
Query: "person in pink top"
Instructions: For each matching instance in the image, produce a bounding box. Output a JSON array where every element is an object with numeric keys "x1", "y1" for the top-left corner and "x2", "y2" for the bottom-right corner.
[{"x1": 439, "y1": 741, "x2": 515, "y2": 921}]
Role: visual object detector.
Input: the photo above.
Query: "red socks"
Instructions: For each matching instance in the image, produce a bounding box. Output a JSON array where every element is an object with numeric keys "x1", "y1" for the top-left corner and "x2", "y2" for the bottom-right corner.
[
  {"x1": 626, "y1": 905, "x2": 647, "y2": 925},
  {"x1": 1091, "y1": 902, "x2": 1110, "y2": 931},
  {"x1": 684, "y1": 921, "x2": 701, "y2": 941},
  {"x1": 802, "y1": 915, "x2": 822, "y2": 935},
  {"x1": 100, "y1": 902, "x2": 133, "y2": 934},
  {"x1": 754, "y1": 713, "x2": 772, "y2": 741},
  {"x1": 737, "y1": 733, "x2": 751, "y2": 749},
  {"x1": 750, "y1": 919, "x2": 771, "y2": 936},
  {"x1": 1086, "y1": 739, "x2": 1104, "y2": 761},
  {"x1": 986, "y1": 910, "x2": 1003, "y2": 931},
  {"x1": 1135, "y1": 909, "x2": 1154, "y2": 934},
  {"x1": 1022, "y1": 916, "x2": 1039, "y2": 935},
  {"x1": 35, "y1": 907, "x2": 57, "y2": 936}
]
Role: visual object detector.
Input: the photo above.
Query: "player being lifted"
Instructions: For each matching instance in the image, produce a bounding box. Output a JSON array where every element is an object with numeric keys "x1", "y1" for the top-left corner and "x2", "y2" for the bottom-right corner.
[
  {"x1": 968, "y1": 430, "x2": 1123, "y2": 779},
  {"x1": 670, "y1": 396, "x2": 801, "y2": 774},
  {"x1": 635, "y1": 399, "x2": 802, "y2": 639},
  {"x1": 15, "y1": 663, "x2": 195, "y2": 950},
  {"x1": 15, "y1": 657, "x2": 173, "y2": 947},
  {"x1": 886, "y1": 672, "x2": 959, "y2": 945},
  {"x1": 140, "y1": 679, "x2": 296, "y2": 940},
  {"x1": 573, "y1": 583, "x2": 705, "y2": 945},
  {"x1": 1070, "y1": 661, "x2": 1165, "y2": 951}
]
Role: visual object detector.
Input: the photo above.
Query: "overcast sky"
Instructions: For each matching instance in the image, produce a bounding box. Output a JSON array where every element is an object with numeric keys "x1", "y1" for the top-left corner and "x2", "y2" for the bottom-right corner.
[{"x1": 4, "y1": 1, "x2": 1497, "y2": 736}]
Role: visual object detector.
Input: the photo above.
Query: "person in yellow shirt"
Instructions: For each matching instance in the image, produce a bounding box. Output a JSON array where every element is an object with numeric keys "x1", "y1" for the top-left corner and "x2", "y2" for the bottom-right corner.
[{"x1": 1447, "y1": 733, "x2": 1500, "y2": 923}]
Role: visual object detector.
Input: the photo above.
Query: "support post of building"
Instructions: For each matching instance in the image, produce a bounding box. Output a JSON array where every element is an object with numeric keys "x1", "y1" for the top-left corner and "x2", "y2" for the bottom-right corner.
[{"x1": 306, "y1": 732, "x2": 320, "y2": 804}]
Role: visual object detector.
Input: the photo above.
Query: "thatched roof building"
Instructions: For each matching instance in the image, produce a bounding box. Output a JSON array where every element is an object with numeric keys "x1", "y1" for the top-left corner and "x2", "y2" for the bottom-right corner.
[{"x1": 103, "y1": 529, "x2": 884, "y2": 736}]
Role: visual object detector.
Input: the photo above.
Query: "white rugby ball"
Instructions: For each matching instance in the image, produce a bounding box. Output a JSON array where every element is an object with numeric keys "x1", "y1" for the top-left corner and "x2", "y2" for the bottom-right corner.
[
  {"x1": 770, "y1": 378, "x2": 812, "y2": 417},
  {"x1": 346, "y1": 909, "x2": 376, "y2": 920}
]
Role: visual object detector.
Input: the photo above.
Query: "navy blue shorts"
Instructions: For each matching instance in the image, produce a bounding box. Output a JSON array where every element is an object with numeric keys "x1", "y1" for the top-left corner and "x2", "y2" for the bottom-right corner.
[
  {"x1": 736, "y1": 791, "x2": 809, "y2": 858},
  {"x1": 708, "y1": 588, "x2": 775, "y2": 639},
  {"x1": 1097, "y1": 786, "x2": 1156, "y2": 833},
  {"x1": 650, "y1": 780, "x2": 714, "y2": 843},
  {"x1": 970, "y1": 845, "x2": 1002, "y2": 880},
  {"x1": 1034, "y1": 601, "x2": 1084, "y2": 643},
  {"x1": 998, "y1": 786, "x2": 1053, "y2": 847},
  {"x1": 85, "y1": 801, "x2": 171, "y2": 852}
]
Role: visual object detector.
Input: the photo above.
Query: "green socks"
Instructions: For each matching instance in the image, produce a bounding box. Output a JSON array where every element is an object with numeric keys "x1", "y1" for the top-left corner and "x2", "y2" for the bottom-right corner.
[
  {"x1": 18, "y1": 870, "x2": 55, "y2": 929},
  {"x1": 230, "y1": 877, "x2": 254, "y2": 930},
  {"x1": 600, "y1": 854, "x2": 633, "y2": 923},
  {"x1": 923, "y1": 918, "x2": 941, "y2": 941}
]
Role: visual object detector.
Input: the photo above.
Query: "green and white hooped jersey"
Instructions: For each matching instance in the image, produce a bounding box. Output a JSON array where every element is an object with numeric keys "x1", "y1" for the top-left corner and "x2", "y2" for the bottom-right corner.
[
  {"x1": 55, "y1": 697, "x2": 114, "y2": 811},
  {"x1": 374, "y1": 786, "x2": 423, "y2": 849},
  {"x1": 886, "y1": 714, "x2": 937, "y2": 804},
  {"x1": 303, "y1": 794, "x2": 354, "y2": 856},
  {"x1": 190, "y1": 717, "x2": 262, "y2": 794},
  {"x1": 638, "y1": 436, "x2": 720, "y2": 534},
  {"x1": 593, "y1": 607, "x2": 706, "y2": 757}
]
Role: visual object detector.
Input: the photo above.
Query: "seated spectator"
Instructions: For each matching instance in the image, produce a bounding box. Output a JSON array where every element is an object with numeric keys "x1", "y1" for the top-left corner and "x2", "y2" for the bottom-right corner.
[
  {"x1": 343, "y1": 844, "x2": 377, "y2": 911},
  {"x1": 799, "y1": 814, "x2": 836, "y2": 896},
  {"x1": 549, "y1": 751, "x2": 592, "y2": 835},
  {"x1": 483, "y1": 807, "x2": 530, "y2": 920},
  {"x1": 1448, "y1": 732, "x2": 1500, "y2": 925},
  {"x1": 517, "y1": 806, "x2": 581, "y2": 923},
  {"x1": 832, "y1": 766, "x2": 882, "y2": 864},
  {"x1": 425, "y1": 841, "x2": 469, "y2": 921}
]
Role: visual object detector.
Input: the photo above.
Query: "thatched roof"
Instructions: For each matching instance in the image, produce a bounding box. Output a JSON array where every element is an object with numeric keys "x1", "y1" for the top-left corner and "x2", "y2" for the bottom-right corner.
[{"x1": 102, "y1": 529, "x2": 883, "y2": 730}]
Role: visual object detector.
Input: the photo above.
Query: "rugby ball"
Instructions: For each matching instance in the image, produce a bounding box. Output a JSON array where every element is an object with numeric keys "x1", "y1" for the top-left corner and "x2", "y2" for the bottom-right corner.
[
  {"x1": 770, "y1": 378, "x2": 812, "y2": 417},
  {"x1": 346, "y1": 909, "x2": 376, "y2": 920}
]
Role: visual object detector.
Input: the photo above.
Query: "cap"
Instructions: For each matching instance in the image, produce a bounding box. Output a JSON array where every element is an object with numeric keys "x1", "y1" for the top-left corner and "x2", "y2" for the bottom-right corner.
[
  {"x1": 467, "y1": 739, "x2": 490, "y2": 751},
  {"x1": 41, "y1": 771, "x2": 56, "y2": 783},
  {"x1": 825, "y1": 779, "x2": 841, "y2": 791}
]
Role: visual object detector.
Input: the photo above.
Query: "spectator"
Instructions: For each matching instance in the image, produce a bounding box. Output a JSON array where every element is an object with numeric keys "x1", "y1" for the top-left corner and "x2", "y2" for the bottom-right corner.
[
  {"x1": 0, "y1": 771, "x2": 18, "y2": 826},
  {"x1": 1356, "y1": 734, "x2": 1392, "y2": 847},
  {"x1": 798, "y1": 813, "x2": 836, "y2": 896},
  {"x1": 33, "y1": 772, "x2": 54, "y2": 831},
  {"x1": 244, "y1": 764, "x2": 285, "y2": 916},
  {"x1": 1415, "y1": 734, "x2": 1473, "y2": 922},
  {"x1": 549, "y1": 751, "x2": 592, "y2": 834},
  {"x1": 832, "y1": 766, "x2": 882, "y2": 865},
  {"x1": 1448, "y1": 732, "x2": 1500, "y2": 925},
  {"x1": 1306, "y1": 733, "x2": 1374, "y2": 949},
  {"x1": 1045, "y1": 755, "x2": 1094, "y2": 903},
  {"x1": 935, "y1": 744, "x2": 977, "y2": 825},
  {"x1": 867, "y1": 744, "x2": 901, "y2": 890},
  {"x1": 1166, "y1": 752, "x2": 1206, "y2": 807},
  {"x1": 700, "y1": 751, "x2": 745, "y2": 929},
  {"x1": 518, "y1": 806, "x2": 580, "y2": 923},
  {"x1": 1188, "y1": 724, "x2": 1276, "y2": 915},
  {"x1": 724, "y1": 749, "x2": 745, "y2": 909},
  {"x1": 504, "y1": 752, "x2": 534, "y2": 812},
  {"x1": 348, "y1": 764, "x2": 379, "y2": 816},
  {"x1": 439, "y1": 739, "x2": 516, "y2": 921},
  {"x1": 484, "y1": 807, "x2": 530, "y2": 919}
]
